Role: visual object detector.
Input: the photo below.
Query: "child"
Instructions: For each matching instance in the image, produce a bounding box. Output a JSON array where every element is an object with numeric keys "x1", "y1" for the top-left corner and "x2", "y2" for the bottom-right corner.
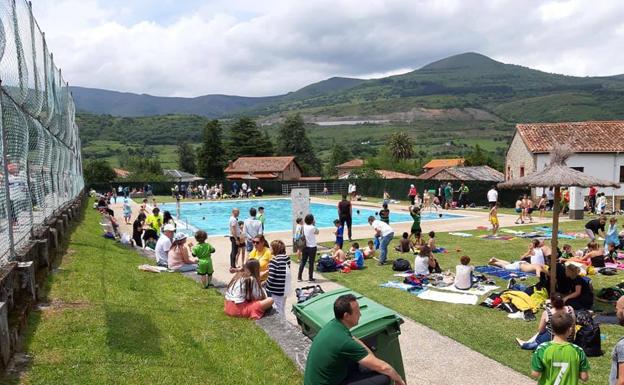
[
  {"x1": 258, "y1": 207, "x2": 266, "y2": 230},
  {"x1": 409, "y1": 206, "x2": 422, "y2": 248},
  {"x1": 605, "y1": 242, "x2": 618, "y2": 264},
  {"x1": 537, "y1": 194, "x2": 547, "y2": 218},
  {"x1": 344, "y1": 242, "x2": 364, "y2": 270},
  {"x1": 530, "y1": 312, "x2": 589, "y2": 384},
  {"x1": 515, "y1": 196, "x2": 524, "y2": 224},
  {"x1": 237, "y1": 221, "x2": 246, "y2": 266},
  {"x1": 151, "y1": 198, "x2": 158, "y2": 208},
  {"x1": 410, "y1": 229, "x2": 425, "y2": 252},
  {"x1": 414, "y1": 245, "x2": 439, "y2": 275},
  {"x1": 332, "y1": 243, "x2": 347, "y2": 263},
  {"x1": 559, "y1": 244, "x2": 574, "y2": 261},
  {"x1": 455, "y1": 255, "x2": 474, "y2": 290},
  {"x1": 363, "y1": 240, "x2": 376, "y2": 259},
  {"x1": 379, "y1": 203, "x2": 390, "y2": 224},
  {"x1": 294, "y1": 217, "x2": 304, "y2": 262},
  {"x1": 191, "y1": 230, "x2": 215, "y2": 288},
  {"x1": 427, "y1": 231, "x2": 436, "y2": 251},
  {"x1": 395, "y1": 232, "x2": 411, "y2": 253},
  {"x1": 525, "y1": 195, "x2": 534, "y2": 223},
  {"x1": 266, "y1": 240, "x2": 291, "y2": 317},
  {"x1": 489, "y1": 203, "x2": 499, "y2": 235},
  {"x1": 333, "y1": 219, "x2": 344, "y2": 249},
  {"x1": 122, "y1": 199, "x2": 132, "y2": 225}
]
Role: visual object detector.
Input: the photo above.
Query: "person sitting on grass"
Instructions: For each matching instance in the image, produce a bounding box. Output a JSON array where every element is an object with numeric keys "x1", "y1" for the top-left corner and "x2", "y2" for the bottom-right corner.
[
  {"x1": 248, "y1": 235, "x2": 273, "y2": 282},
  {"x1": 454, "y1": 255, "x2": 474, "y2": 290},
  {"x1": 563, "y1": 264, "x2": 594, "y2": 310},
  {"x1": 332, "y1": 243, "x2": 347, "y2": 264},
  {"x1": 304, "y1": 294, "x2": 406, "y2": 385},
  {"x1": 414, "y1": 245, "x2": 440, "y2": 275},
  {"x1": 334, "y1": 219, "x2": 344, "y2": 249},
  {"x1": 266, "y1": 240, "x2": 291, "y2": 318},
  {"x1": 488, "y1": 239, "x2": 546, "y2": 275},
  {"x1": 530, "y1": 312, "x2": 589, "y2": 385},
  {"x1": 394, "y1": 232, "x2": 411, "y2": 253},
  {"x1": 363, "y1": 240, "x2": 376, "y2": 259},
  {"x1": 168, "y1": 232, "x2": 198, "y2": 272},
  {"x1": 410, "y1": 229, "x2": 425, "y2": 251},
  {"x1": 343, "y1": 242, "x2": 364, "y2": 270},
  {"x1": 558, "y1": 244, "x2": 574, "y2": 261},
  {"x1": 190, "y1": 230, "x2": 215, "y2": 288},
  {"x1": 489, "y1": 202, "x2": 499, "y2": 235},
  {"x1": 569, "y1": 241, "x2": 605, "y2": 266},
  {"x1": 517, "y1": 293, "x2": 575, "y2": 350},
  {"x1": 224, "y1": 260, "x2": 274, "y2": 321},
  {"x1": 606, "y1": 242, "x2": 618, "y2": 264}
]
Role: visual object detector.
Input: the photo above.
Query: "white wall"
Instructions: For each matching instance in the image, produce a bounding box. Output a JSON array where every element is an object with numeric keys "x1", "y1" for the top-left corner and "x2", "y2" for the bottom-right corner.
[{"x1": 534, "y1": 153, "x2": 624, "y2": 197}]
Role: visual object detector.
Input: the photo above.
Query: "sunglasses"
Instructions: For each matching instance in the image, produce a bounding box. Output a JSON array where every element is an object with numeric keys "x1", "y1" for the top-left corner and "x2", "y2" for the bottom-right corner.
[{"x1": 253, "y1": 240, "x2": 261, "y2": 244}]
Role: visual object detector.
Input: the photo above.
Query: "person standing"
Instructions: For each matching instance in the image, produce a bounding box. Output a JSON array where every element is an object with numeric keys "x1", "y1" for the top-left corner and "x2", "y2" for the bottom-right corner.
[
  {"x1": 303, "y1": 294, "x2": 406, "y2": 385},
  {"x1": 457, "y1": 182, "x2": 469, "y2": 209},
  {"x1": 487, "y1": 186, "x2": 498, "y2": 208},
  {"x1": 337, "y1": 194, "x2": 353, "y2": 241},
  {"x1": 407, "y1": 184, "x2": 417, "y2": 205},
  {"x1": 243, "y1": 208, "x2": 263, "y2": 252},
  {"x1": 368, "y1": 216, "x2": 394, "y2": 265},
  {"x1": 546, "y1": 187, "x2": 555, "y2": 211},
  {"x1": 609, "y1": 296, "x2": 624, "y2": 385},
  {"x1": 229, "y1": 208, "x2": 241, "y2": 271},
  {"x1": 588, "y1": 186, "x2": 597, "y2": 214},
  {"x1": 444, "y1": 182, "x2": 453, "y2": 209},
  {"x1": 298, "y1": 214, "x2": 319, "y2": 282},
  {"x1": 257, "y1": 206, "x2": 266, "y2": 230}
]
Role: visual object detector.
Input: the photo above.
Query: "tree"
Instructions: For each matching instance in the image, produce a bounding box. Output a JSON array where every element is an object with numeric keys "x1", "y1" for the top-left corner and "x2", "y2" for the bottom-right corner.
[
  {"x1": 388, "y1": 132, "x2": 414, "y2": 161},
  {"x1": 464, "y1": 144, "x2": 502, "y2": 170},
  {"x1": 83, "y1": 159, "x2": 116, "y2": 184},
  {"x1": 350, "y1": 167, "x2": 382, "y2": 179},
  {"x1": 178, "y1": 142, "x2": 196, "y2": 174},
  {"x1": 227, "y1": 117, "x2": 266, "y2": 159},
  {"x1": 258, "y1": 130, "x2": 275, "y2": 156},
  {"x1": 276, "y1": 114, "x2": 321, "y2": 175},
  {"x1": 197, "y1": 120, "x2": 226, "y2": 179}
]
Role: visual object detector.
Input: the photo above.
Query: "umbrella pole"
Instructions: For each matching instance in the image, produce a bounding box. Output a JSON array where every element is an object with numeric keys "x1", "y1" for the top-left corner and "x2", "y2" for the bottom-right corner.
[{"x1": 550, "y1": 186, "x2": 560, "y2": 295}]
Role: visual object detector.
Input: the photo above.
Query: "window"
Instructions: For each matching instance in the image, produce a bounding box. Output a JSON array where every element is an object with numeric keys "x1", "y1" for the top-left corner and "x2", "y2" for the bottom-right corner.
[
  {"x1": 620, "y1": 166, "x2": 624, "y2": 183},
  {"x1": 571, "y1": 166, "x2": 584, "y2": 173},
  {"x1": 507, "y1": 166, "x2": 511, "y2": 180},
  {"x1": 520, "y1": 167, "x2": 525, "y2": 177}
]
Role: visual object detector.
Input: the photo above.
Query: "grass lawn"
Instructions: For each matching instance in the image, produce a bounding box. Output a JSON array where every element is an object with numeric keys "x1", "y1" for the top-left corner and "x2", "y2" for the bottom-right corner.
[
  {"x1": 2, "y1": 200, "x2": 301, "y2": 385},
  {"x1": 321, "y1": 220, "x2": 619, "y2": 385}
]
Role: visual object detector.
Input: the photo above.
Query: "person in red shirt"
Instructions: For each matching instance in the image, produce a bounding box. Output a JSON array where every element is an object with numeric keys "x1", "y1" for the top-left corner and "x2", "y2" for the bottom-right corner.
[
  {"x1": 408, "y1": 184, "x2": 418, "y2": 205},
  {"x1": 588, "y1": 186, "x2": 597, "y2": 213}
]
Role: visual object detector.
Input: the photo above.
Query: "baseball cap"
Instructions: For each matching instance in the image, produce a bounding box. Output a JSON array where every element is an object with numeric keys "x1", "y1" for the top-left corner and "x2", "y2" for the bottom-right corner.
[
  {"x1": 163, "y1": 224, "x2": 176, "y2": 232},
  {"x1": 173, "y1": 232, "x2": 187, "y2": 242}
]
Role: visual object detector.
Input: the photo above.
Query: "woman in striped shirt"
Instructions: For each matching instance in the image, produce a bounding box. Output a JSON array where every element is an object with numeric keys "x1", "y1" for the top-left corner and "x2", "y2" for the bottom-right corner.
[{"x1": 266, "y1": 240, "x2": 292, "y2": 317}]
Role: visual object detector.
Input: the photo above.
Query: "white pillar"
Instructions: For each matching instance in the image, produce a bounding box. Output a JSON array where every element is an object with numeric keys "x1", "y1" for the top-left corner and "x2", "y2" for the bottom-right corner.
[{"x1": 568, "y1": 186, "x2": 584, "y2": 220}]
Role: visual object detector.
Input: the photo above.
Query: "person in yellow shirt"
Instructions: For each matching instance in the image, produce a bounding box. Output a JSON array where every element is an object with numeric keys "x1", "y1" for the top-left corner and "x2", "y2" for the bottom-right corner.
[
  {"x1": 146, "y1": 207, "x2": 164, "y2": 235},
  {"x1": 248, "y1": 235, "x2": 273, "y2": 281}
]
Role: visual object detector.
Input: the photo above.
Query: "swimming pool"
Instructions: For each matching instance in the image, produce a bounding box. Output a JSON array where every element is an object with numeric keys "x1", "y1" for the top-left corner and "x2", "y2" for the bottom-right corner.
[{"x1": 158, "y1": 199, "x2": 465, "y2": 236}]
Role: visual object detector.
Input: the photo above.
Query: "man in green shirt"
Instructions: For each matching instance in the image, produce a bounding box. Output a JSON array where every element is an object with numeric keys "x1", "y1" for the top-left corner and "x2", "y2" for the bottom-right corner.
[
  {"x1": 531, "y1": 312, "x2": 589, "y2": 385},
  {"x1": 257, "y1": 206, "x2": 266, "y2": 230},
  {"x1": 304, "y1": 294, "x2": 405, "y2": 385}
]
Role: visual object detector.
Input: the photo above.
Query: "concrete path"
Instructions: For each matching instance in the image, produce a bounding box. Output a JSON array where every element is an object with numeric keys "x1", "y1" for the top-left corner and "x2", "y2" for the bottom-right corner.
[{"x1": 110, "y1": 197, "x2": 550, "y2": 385}]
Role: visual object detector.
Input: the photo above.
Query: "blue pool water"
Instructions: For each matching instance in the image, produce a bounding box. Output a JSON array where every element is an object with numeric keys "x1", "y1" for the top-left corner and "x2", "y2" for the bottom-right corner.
[{"x1": 158, "y1": 199, "x2": 465, "y2": 236}]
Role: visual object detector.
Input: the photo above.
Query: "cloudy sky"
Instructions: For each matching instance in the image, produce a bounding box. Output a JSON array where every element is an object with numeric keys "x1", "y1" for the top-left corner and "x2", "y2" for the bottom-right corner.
[{"x1": 32, "y1": 0, "x2": 624, "y2": 97}]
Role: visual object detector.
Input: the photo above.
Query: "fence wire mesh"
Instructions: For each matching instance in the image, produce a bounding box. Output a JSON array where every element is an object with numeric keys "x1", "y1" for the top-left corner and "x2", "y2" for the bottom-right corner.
[{"x1": 0, "y1": 0, "x2": 83, "y2": 266}]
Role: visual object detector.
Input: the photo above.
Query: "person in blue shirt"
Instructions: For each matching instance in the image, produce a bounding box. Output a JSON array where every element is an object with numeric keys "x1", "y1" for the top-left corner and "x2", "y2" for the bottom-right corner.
[
  {"x1": 344, "y1": 242, "x2": 364, "y2": 270},
  {"x1": 334, "y1": 219, "x2": 344, "y2": 249}
]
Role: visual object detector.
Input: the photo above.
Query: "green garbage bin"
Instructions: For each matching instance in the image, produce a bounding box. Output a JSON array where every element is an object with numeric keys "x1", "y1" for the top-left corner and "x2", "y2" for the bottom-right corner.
[{"x1": 292, "y1": 288, "x2": 405, "y2": 379}]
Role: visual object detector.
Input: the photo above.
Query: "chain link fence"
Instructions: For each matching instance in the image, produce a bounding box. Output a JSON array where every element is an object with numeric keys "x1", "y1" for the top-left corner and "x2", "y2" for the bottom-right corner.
[{"x1": 0, "y1": 0, "x2": 83, "y2": 266}]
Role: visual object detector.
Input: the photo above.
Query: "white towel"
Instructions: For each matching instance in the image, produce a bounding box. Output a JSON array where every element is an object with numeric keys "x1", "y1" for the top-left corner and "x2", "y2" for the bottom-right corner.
[{"x1": 417, "y1": 289, "x2": 479, "y2": 305}]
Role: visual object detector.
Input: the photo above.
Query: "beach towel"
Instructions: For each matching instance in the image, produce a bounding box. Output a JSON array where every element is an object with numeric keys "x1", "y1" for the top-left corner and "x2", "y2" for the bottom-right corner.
[
  {"x1": 380, "y1": 281, "x2": 423, "y2": 293},
  {"x1": 502, "y1": 229, "x2": 525, "y2": 235},
  {"x1": 480, "y1": 234, "x2": 514, "y2": 241},
  {"x1": 432, "y1": 247, "x2": 448, "y2": 253},
  {"x1": 138, "y1": 264, "x2": 168, "y2": 273},
  {"x1": 449, "y1": 232, "x2": 473, "y2": 237},
  {"x1": 605, "y1": 262, "x2": 624, "y2": 270},
  {"x1": 417, "y1": 289, "x2": 479, "y2": 305},
  {"x1": 425, "y1": 284, "x2": 499, "y2": 296},
  {"x1": 475, "y1": 265, "x2": 533, "y2": 280}
]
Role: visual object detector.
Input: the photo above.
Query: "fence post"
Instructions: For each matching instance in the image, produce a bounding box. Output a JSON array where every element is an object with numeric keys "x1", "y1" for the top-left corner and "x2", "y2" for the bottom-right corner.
[{"x1": 0, "y1": 80, "x2": 17, "y2": 260}]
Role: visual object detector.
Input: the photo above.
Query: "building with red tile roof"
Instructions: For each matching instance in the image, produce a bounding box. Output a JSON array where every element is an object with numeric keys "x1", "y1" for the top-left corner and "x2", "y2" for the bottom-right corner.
[
  {"x1": 224, "y1": 156, "x2": 305, "y2": 180},
  {"x1": 422, "y1": 158, "x2": 465, "y2": 171},
  {"x1": 336, "y1": 159, "x2": 364, "y2": 178}
]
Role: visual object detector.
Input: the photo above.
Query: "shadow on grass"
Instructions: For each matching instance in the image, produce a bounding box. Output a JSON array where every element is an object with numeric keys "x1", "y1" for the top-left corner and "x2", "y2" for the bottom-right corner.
[{"x1": 105, "y1": 308, "x2": 162, "y2": 357}]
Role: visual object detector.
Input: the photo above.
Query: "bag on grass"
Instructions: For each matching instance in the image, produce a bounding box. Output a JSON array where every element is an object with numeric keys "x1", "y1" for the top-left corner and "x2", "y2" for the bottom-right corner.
[
  {"x1": 574, "y1": 310, "x2": 603, "y2": 357},
  {"x1": 392, "y1": 258, "x2": 411, "y2": 271},
  {"x1": 317, "y1": 256, "x2": 338, "y2": 272},
  {"x1": 295, "y1": 285, "x2": 324, "y2": 303}
]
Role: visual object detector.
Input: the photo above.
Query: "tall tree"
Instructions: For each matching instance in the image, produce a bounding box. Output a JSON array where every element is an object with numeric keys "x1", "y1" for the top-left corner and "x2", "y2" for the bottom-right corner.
[
  {"x1": 277, "y1": 114, "x2": 321, "y2": 175},
  {"x1": 227, "y1": 117, "x2": 266, "y2": 159},
  {"x1": 258, "y1": 130, "x2": 275, "y2": 156},
  {"x1": 388, "y1": 132, "x2": 414, "y2": 161},
  {"x1": 178, "y1": 142, "x2": 196, "y2": 174},
  {"x1": 83, "y1": 159, "x2": 116, "y2": 184},
  {"x1": 197, "y1": 120, "x2": 226, "y2": 179}
]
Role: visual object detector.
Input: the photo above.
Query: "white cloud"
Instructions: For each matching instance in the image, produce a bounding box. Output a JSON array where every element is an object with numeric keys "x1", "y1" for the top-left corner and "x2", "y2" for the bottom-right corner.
[{"x1": 28, "y1": 0, "x2": 624, "y2": 97}]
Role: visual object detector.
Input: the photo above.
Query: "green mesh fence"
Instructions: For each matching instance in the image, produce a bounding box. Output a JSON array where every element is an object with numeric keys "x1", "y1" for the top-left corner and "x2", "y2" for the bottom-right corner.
[{"x1": 0, "y1": 0, "x2": 83, "y2": 266}]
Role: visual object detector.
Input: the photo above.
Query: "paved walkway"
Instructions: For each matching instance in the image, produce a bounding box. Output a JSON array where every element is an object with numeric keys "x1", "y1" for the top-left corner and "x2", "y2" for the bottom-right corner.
[{"x1": 110, "y1": 197, "x2": 553, "y2": 385}]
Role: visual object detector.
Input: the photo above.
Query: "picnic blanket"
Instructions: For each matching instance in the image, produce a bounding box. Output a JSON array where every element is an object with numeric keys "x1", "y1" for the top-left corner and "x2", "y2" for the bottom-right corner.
[
  {"x1": 605, "y1": 262, "x2": 624, "y2": 270},
  {"x1": 449, "y1": 232, "x2": 473, "y2": 237},
  {"x1": 432, "y1": 247, "x2": 448, "y2": 253},
  {"x1": 426, "y1": 284, "x2": 499, "y2": 296},
  {"x1": 380, "y1": 281, "x2": 424, "y2": 293},
  {"x1": 475, "y1": 265, "x2": 533, "y2": 280},
  {"x1": 417, "y1": 289, "x2": 479, "y2": 305},
  {"x1": 480, "y1": 234, "x2": 514, "y2": 241}
]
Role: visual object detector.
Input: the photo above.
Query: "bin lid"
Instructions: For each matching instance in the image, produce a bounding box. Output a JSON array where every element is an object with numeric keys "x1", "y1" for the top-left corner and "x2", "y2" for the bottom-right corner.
[{"x1": 293, "y1": 288, "x2": 403, "y2": 338}]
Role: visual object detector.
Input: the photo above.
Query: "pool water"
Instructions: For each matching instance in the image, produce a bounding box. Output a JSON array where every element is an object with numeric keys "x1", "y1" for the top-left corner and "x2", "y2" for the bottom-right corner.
[{"x1": 158, "y1": 199, "x2": 464, "y2": 236}]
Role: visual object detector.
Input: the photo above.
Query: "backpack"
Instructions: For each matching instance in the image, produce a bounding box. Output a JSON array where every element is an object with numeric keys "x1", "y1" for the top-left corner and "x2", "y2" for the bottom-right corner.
[
  {"x1": 295, "y1": 285, "x2": 325, "y2": 303},
  {"x1": 574, "y1": 310, "x2": 603, "y2": 357},
  {"x1": 392, "y1": 258, "x2": 411, "y2": 271},
  {"x1": 317, "y1": 256, "x2": 338, "y2": 272}
]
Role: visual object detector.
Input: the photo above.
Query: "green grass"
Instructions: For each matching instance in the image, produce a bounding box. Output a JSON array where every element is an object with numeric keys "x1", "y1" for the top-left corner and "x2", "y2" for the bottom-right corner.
[
  {"x1": 321, "y1": 221, "x2": 619, "y2": 384},
  {"x1": 3, "y1": 200, "x2": 301, "y2": 385}
]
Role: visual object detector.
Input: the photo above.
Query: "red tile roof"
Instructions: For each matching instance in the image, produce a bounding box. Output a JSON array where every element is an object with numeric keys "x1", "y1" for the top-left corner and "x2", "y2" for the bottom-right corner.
[
  {"x1": 225, "y1": 156, "x2": 299, "y2": 173},
  {"x1": 376, "y1": 169, "x2": 418, "y2": 179},
  {"x1": 299, "y1": 176, "x2": 323, "y2": 181},
  {"x1": 517, "y1": 121, "x2": 624, "y2": 153},
  {"x1": 416, "y1": 167, "x2": 446, "y2": 180},
  {"x1": 336, "y1": 159, "x2": 364, "y2": 169},
  {"x1": 417, "y1": 166, "x2": 504, "y2": 182},
  {"x1": 423, "y1": 158, "x2": 465, "y2": 169},
  {"x1": 114, "y1": 168, "x2": 130, "y2": 178}
]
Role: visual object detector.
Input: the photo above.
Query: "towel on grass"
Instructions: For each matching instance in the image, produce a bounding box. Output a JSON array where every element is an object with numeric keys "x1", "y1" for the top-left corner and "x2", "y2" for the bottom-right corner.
[
  {"x1": 475, "y1": 265, "x2": 533, "y2": 280},
  {"x1": 480, "y1": 234, "x2": 514, "y2": 241},
  {"x1": 417, "y1": 289, "x2": 479, "y2": 305},
  {"x1": 426, "y1": 284, "x2": 499, "y2": 296},
  {"x1": 449, "y1": 232, "x2": 473, "y2": 237},
  {"x1": 605, "y1": 262, "x2": 624, "y2": 270},
  {"x1": 432, "y1": 247, "x2": 447, "y2": 253},
  {"x1": 380, "y1": 281, "x2": 424, "y2": 293},
  {"x1": 138, "y1": 264, "x2": 168, "y2": 273}
]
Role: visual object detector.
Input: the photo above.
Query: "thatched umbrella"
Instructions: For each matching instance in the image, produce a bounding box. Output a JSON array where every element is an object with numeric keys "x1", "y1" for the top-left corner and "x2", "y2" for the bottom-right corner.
[{"x1": 498, "y1": 145, "x2": 619, "y2": 294}]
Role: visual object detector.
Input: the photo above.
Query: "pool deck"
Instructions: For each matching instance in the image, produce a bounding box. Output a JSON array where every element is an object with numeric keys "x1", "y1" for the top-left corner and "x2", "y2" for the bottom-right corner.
[{"x1": 111, "y1": 196, "x2": 563, "y2": 385}]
